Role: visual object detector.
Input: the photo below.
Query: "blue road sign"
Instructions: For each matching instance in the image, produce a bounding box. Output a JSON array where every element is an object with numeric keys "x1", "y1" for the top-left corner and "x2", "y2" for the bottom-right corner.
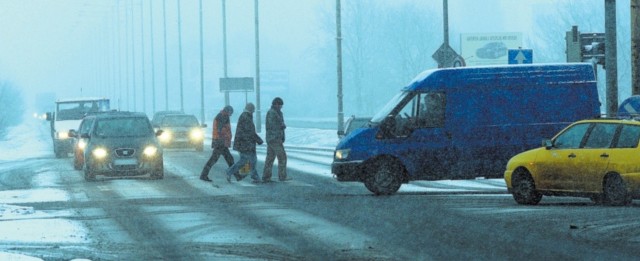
[{"x1": 508, "y1": 49, "x2": 533, "y2": 64}]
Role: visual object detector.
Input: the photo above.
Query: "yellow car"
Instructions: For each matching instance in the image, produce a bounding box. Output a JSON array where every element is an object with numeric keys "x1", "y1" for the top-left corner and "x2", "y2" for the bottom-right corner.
[{"x1": 504, "y1": 119, "x2": 640, "y2": 206}]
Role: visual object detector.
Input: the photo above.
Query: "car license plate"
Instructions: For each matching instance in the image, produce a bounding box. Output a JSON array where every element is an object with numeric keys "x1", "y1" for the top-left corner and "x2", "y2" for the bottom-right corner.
[{"x1": 114, "y1": 158, "x2": 137, "y2": 165}]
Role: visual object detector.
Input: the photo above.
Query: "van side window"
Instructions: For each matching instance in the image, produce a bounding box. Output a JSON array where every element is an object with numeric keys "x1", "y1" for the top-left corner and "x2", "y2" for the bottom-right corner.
[
  {"x1": 418, "y1": 92, "x2": 446, "y2": 128},
  {"x1": 615, "y1": 125, "x2": 640, "y2": 148},
  {"x1": 554, "y1": 123, "x2": 590, "y2": 149},
  {"x1": 583, "y1": 123, "x2": 617, "y2": 148}
]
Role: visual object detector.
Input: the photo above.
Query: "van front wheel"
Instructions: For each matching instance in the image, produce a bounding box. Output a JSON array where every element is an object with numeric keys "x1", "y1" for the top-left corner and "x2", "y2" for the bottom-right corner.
[{"x1": 363, "y1": 159, "x2": 402, "y2": 195}]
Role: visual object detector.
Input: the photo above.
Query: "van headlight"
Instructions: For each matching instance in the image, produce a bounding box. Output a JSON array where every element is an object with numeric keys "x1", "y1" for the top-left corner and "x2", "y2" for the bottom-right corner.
[
  {"x1": 335, "y1": 149, "x2": 350, "y2": 160},
  {"x1": 92, "y1": 147, "x2": 108, "y2": 159},
  {"x1": 143, "y1": 146, "x2": 158, "y2": 157},
  {"x1": 190, "y1": 129, "x2": 203, "y2": 140},
  {"x1": 56, "y1": 131, "x2": 69, "y2": 139}
]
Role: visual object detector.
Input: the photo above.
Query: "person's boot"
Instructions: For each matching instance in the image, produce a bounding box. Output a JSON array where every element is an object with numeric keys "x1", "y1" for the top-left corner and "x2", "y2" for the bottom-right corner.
[{"x1": 200, "y1": 169, "x2": 212, "y2": 182}]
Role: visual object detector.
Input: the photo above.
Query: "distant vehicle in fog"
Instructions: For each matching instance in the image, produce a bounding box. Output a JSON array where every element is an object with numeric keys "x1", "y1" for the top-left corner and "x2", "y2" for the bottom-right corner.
[
  {"x1": 338, "y1": 116, "x2": 371, "y2": 139},
  {"x1": 151, "y1": 110, "x2": 184, "y2": 127},
  {"x1": 45, "y1": 97, "x2": 110, "y2": 158},
  {"x1": 156, "y1": 114, "x2": 207, "y2": 151}
]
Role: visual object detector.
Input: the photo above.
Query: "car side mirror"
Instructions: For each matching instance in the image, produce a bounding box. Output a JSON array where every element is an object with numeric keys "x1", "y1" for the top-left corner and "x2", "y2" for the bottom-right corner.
[
  {"x1": 80, "y1": 133, "x2": 90, "y2": 139},
  {"x1": 155, "y1": 129, "x2": 164, "y2": 137},
  {"x1": 543, "y1": 139, "x2": 553, "y2": 150},
  {"x1": 201, "y1": 124, "x2": 208, "y2": 128},
  {"x1": 337, "y1": 130, "x2": 345, "y2": 138},
  {"x1": 68, "y1": 129, "x2": 77, "y2": 138},
  {"x1": 45, "y1": 112, "x2": 53, "y2": 121}
]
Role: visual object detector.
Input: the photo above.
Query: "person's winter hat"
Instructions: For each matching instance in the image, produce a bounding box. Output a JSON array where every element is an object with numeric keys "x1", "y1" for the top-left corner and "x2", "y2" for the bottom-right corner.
[
  {"x1": 245, "y1": 103, "x2": 255, "y2": 113},
  {"x1": 272, "y1": 97, "x2": 284, "y2": 106},
  {"x1": 223, "y1": 105, "x2": 234, "y2": 114}
]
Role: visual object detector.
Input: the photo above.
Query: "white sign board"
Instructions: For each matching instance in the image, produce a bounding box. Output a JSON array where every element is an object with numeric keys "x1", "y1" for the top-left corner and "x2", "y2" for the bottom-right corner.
[{"x1": 460, "y1": 32, "x2": 522, "y2": 66}]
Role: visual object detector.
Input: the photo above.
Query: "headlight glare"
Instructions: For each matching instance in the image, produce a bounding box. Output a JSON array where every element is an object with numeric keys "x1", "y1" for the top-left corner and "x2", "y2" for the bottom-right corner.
[
  {"x1": 92, "y1": 148, "x2": 108, "y2": 159},
  {"x1": 335, "y1": 149, "x2": 350, "y2": 160},
  {"x1": 159, "y1": 131, "x2": 172, "y2": 142},
  {"x1": 57, "y1": 131, "x2": 69, "y2": 139},
  {"x1": 77, "y1": 139, "x2": 87, "y2": 150},
  {"x1": 190, "y1": 129, "x2": 203, "y2": 140},
  {"x1": 143, "y1": 146, "x2": 158, "y2": 157}
]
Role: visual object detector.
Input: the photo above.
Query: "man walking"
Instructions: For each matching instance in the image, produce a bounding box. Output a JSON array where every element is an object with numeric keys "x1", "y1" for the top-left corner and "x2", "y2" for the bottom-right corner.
[
  {"x1": 200, "y1": 105, "x2": 237, "y2": 182},
  {"x1": 226, "y1": 103, "x2": 263, "y2": 183},
  {"x1": 262, "y1": 97, "x2": 288, "y2": 182}
]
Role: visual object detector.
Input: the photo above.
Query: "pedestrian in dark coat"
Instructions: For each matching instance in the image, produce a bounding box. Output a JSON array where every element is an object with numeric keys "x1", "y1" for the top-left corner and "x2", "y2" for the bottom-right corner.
[
  {"x1": 262, "y1": 97, "x2": 288, "y2": 182},
  {"x1": 200, "y1": 105, "x2": 237, "y2": 182},
  {"x1": 226, "y1": 103, "x2": 263, "y2": 182}
]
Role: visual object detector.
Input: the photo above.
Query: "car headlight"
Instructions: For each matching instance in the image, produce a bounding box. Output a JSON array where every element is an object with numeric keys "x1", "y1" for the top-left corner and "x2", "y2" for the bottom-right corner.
[
  {"x1": 190, "y1": 129, "x2": 203, "y2": 140},
  {"x1": 143, "y1": 146, "x2": 158, "y2": 157},
  {"x1": 92, "y1": 147, "x2": 108, "y2": 159},
  {"x1": 159, "y1": 131, "x2": 172, "y2": 142},
  {"x1": 57, "y1": 131, "x2": 69, "y2": 139},
  {"x1": 77, "y1": 139, "x2": 87, "y2": 150},
  {"x1": 335, "y1": 148, "x2": 350, "y2": 160}
]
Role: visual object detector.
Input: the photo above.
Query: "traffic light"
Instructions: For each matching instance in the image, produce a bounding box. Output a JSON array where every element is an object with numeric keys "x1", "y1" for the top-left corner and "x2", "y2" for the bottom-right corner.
[
  {"x1": 565, "y1": 26, "x2": 606, "y2": 68},
  {"x1": 581, "y1": 32, "x2": 606, "y2": 68}
]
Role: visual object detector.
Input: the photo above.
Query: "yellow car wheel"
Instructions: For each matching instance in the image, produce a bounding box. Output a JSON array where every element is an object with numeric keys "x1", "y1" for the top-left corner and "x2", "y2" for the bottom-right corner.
[
  {"x1": 603, "y1": 174, "x2": 631, "y2": 206},
  {"x1": 511, "y1": 169, "x2": 542, "y2": 205}
]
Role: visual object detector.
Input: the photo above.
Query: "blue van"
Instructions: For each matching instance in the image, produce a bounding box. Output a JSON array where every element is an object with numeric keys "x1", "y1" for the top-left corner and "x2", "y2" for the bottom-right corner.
[{"x1": 331, "y1": 63, "x2": 601, "y2": 195}]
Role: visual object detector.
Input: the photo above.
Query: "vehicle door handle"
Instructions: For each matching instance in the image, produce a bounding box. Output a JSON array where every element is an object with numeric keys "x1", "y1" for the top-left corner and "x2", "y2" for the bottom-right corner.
[
  {"x1": 600, "y1": 153, "x2": 609, "y2": 158},
  {"x1": 568, "y1": 153, "x2": 576, "y2": 158}
]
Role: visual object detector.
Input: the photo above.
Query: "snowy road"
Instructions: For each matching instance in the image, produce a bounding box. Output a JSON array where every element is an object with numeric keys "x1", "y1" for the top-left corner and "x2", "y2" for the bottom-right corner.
[{"x1": 2, "y1": 120, "x2": 640, "y2": 260}]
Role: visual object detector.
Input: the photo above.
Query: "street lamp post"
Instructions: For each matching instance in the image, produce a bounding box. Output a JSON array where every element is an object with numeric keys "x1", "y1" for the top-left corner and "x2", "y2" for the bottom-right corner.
[{"x1": 178, "y1": 0, "x2": 184, "y2": 112}]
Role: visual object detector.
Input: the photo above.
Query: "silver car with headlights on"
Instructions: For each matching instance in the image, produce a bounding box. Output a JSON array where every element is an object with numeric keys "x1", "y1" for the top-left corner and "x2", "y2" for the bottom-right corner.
[
  {"x1": 156, "y1": 114, "x2": 206, "y2": 151},
  {"x1": 82, "y1": 111, "x2": 164, "y2": 181}
]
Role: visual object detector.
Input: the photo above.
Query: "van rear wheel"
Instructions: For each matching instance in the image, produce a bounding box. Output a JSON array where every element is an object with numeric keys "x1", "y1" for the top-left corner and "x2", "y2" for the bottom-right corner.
[{"x1": 363, "y1": 159, "x2": 402, "y2": 195}]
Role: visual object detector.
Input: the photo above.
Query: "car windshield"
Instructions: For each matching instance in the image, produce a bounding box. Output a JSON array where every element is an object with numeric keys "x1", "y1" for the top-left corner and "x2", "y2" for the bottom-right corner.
[
  {"x1": 160, "y1": 115, "x2": 199, "y2": 127},
  {"x1": 94, "y1": 117, "x2": 152, "y2": 138},
  {"x1": 57, "y1": 101, "x2": 106, "y2": 120}
]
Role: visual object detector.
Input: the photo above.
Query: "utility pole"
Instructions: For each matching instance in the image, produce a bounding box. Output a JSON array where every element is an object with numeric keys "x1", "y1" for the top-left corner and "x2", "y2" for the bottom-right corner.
[
  {"x1": 254, "y1": 0, "x2": 262, "y2": 132},
  {"x1": 178, "y1": 0, "x2": 184, "y2": 112},
  {"x1": 336, "y1": 0, "x2": 344, "y2": 133},
  {"x1": 140, "y1": 0, "x2": 146, "y2": 114},
  {"x1": 162, "y1": 0, "x2": 169, "y2": 110},
  {"x1": 222, "y1": 0, "x2": 230, "y2": 106},
  {"x1": 131, "y1": 1, "x2": 137, "y2": 111},
  {"x1": 633, "y1": 0, "x2": 640, "y2": 95},
  {"x1": 150, "y1": 0, "x2": 156, "y2": 113},
  {"x1": 199, "y1": 0, "x2": 205, "y2": 124},
  {"x1": 605, "y1": 0, "x2": 618, "y2": 116}
]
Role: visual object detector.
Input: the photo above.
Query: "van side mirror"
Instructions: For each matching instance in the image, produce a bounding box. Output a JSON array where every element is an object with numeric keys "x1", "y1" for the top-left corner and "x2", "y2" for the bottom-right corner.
[
  {"x1": 543, "y1": 139, "x2": 553, "y2": 150},
  {"x1": 45, "y1": 112, "x2": 53, "y2": 121},
  {"x1": 337, "y1": 130, "x2": 345, "y2": 138},
  {"x1": 155, "y1": 129, "x2": 164, "y2": 137}
]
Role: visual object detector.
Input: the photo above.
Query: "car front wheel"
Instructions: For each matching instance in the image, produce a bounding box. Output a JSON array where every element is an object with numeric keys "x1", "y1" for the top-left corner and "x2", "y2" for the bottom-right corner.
[
  {"x1": 363, "y1": 158, "x2": 402, "y2": 195},
  {"x1": 511, "y1": 169, "x2": 542, "y2": 205}
]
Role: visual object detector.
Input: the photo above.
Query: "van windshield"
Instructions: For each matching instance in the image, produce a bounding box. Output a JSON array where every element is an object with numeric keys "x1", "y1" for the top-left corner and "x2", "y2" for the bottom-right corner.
[{"x1": 371, "y1": 91, "x2": 409, "y2": 123}]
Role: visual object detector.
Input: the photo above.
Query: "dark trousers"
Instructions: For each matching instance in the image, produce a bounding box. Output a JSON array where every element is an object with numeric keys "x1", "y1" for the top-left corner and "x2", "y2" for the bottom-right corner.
[{"x1": 201, "y1": 144, "x2": 234, "y2": 178}]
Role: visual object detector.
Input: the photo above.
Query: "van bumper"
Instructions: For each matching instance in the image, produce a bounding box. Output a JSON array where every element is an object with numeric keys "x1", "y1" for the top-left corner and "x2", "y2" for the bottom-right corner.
[{"x1": 331, "y1": 161, "x2": 363, "y2": 182}]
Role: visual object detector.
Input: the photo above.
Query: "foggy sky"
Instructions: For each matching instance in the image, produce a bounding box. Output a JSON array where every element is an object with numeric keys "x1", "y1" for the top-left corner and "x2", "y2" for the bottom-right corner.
[{"x1": 0, "y1": 0, "x2": 619, "y2": 120}]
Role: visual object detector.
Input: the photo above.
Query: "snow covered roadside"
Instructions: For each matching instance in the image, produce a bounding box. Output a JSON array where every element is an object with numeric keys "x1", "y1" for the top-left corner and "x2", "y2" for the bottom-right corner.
[{"x1": 0, "y1": 118, "x2": 90, "y2": 261}]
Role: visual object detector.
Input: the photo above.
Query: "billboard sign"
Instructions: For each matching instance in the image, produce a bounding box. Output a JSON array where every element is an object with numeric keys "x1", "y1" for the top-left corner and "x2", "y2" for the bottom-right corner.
[{"x1": 460, "y1": 32, "x2": 522, "y2": 66}]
